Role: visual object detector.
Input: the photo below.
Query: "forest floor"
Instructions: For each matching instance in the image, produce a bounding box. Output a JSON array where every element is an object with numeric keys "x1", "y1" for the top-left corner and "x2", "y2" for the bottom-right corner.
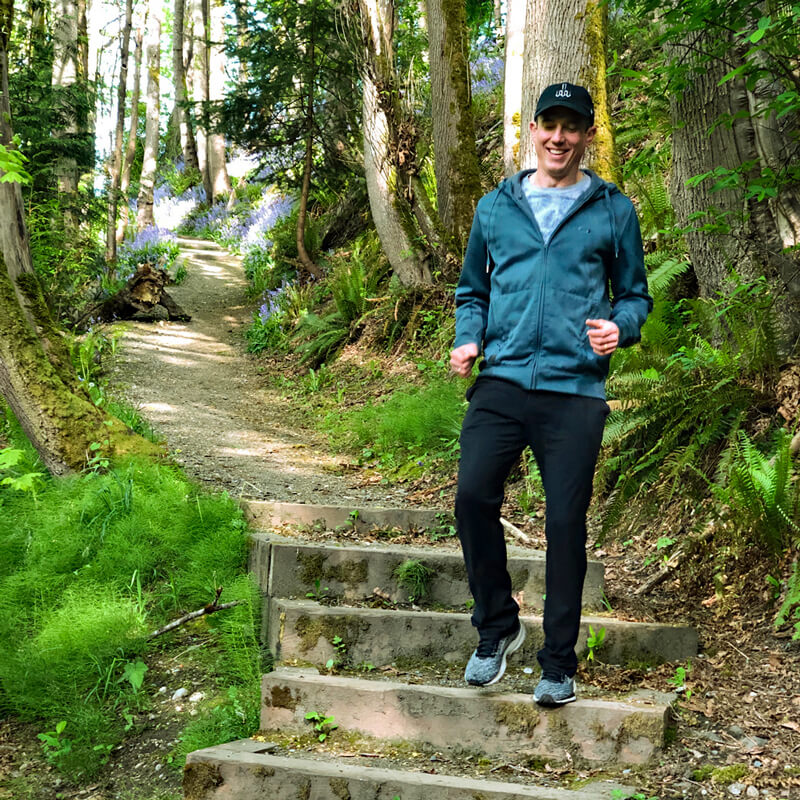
[{"x1": 2, "y1": 238, "x2": 798, "y2": 800}]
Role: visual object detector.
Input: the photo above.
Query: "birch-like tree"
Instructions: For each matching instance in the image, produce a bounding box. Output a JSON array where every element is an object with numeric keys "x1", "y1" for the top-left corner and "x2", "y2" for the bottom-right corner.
[
  {"x1": 207, "y1": 0, "x2": 231, "y2": 199},
  {"x1": 117, "y1": 25, "x2": 143, "y2": 244},
  {"x1": 136, "y1": 0, "x2": 161, "y2": 230},
  {"x1": 502, "y1": 0, "x2": 525, "y2": 176},
  {"x1": 172, "y1": 0, "x2": 199, "y2": 171}
]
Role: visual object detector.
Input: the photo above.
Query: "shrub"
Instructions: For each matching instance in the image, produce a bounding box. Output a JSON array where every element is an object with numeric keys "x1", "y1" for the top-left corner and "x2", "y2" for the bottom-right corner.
[{"x1": 117, "y1": 226, "x2": 180, "y2": 279}]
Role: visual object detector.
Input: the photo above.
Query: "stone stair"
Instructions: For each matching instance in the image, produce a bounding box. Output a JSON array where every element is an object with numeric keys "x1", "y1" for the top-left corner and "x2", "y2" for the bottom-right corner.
[{"x1": 184, "y1": 501, "x2": 698, "y2": 799}]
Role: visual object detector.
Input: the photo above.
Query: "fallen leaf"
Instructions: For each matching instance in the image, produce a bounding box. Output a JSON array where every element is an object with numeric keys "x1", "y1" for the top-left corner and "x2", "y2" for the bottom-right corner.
[{"x1": 780, "y1": 721, "x2": 800, "y2": 733}]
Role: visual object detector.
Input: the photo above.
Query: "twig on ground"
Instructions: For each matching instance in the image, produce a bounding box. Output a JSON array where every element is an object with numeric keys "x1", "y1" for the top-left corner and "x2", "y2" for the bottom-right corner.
[
  {"x1": 500, "y1": 517, "x2": 532, "y2": 545},
  {"x1": 636, "y1": 524, "x2": 715, "y2": 596},
  {"x1": 149, "y1": 587, "x2": 243, "y2": 639}
]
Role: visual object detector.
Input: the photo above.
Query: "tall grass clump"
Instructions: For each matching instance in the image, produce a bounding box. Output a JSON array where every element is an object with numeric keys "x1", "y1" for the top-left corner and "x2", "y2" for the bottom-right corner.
[
  {"x1": 0, "y1": 456, "x2": 259, "y2": 778},
  {"x1": 326, "y1": 377, "x2": 466, "y2": 471}
]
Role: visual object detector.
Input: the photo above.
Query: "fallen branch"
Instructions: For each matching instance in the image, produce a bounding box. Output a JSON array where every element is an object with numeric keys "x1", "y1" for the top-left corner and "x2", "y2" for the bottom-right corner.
[
  {"x1": 149, "y1": 587, "x2": 243, "y2": 639},
  {"x1": 635, "y1": 524, "x2": 715, "y2": 596},
  {"x1": 501, "y1": 517, "x2": 532, "y2": 545}
]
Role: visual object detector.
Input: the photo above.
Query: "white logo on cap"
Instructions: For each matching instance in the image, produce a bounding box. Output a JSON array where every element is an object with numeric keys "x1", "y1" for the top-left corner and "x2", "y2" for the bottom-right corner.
[{"x1": 555, "y1": 83, "x2": 571, "y2": 98}]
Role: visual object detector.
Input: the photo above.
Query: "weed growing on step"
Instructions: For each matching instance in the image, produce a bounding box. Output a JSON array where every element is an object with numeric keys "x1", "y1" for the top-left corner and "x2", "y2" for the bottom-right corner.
[
  {"x1": 325, "y1": 635, "x2": 348, "y2": 671},
  {"x1": 668, "y1": 661, "x2": 692, "y2": 699},
  {"x1": 585, "y1": 625, "x2": 606, "y2": 662},
  {"x1": 305, "y1": 711, "x2": 338, "y2": 742},
  {"x1": 306, "y1": 578, "x2": 330, "y2": 602},
  {"x1": 394, "y1": 559, "x2": 434, "y2": 603}
]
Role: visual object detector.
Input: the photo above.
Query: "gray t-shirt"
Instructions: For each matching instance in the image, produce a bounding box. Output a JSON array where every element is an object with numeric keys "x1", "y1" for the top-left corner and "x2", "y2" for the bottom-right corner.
[{"x1": 522, "y1": 172, "x2": 591, "y2": 243}]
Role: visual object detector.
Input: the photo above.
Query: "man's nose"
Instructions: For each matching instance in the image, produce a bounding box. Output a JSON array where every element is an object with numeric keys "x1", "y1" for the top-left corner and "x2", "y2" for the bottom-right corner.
[{"x1": 551, "y1": 125, "x2": 566, "y2": 141}]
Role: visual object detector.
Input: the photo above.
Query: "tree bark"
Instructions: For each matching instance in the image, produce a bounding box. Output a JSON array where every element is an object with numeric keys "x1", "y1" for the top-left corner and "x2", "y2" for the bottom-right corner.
[
  {"x1": 502, "y1": 0, "x2": 525, "y2": 177},
  {"x1": 173, "y1": 0, "x2": 199, "y2": 172},
  {"x1": 425, "y1": 0, "x2": 482, "y2": 251},
  {"x1": 136, "y1": 0, "x2": 161, "y2": 231},
  {"x1": 519, "y1": 0, "x2": 618, "y2": 183},
  {"x1": 117, "y1": 26, "x2": 143, "y2": 244},
  {"x1": 670, "y1": 30, "x2": 800, "y2": 355},
  {"x1": 106, "y1": 0, "x2": 133, "y2": 264},
  {"x1": 356, "y1": 0, "x2": 433, "y2": 286},
  {"x1": 192, "y1": 0, "x2": 213, "y2": 204},
  {"x1": 296, "y1": 16, "x2": 323, "y2": 281},
  {"x1": 207, "y1": 0, "x2": 231, "y2": 200}
]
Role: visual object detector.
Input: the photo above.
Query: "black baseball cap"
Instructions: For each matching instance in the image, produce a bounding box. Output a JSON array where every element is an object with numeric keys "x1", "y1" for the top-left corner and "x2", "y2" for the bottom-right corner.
[{"x1": 535, "y1": 82, "x2": 594, "y2": 125}]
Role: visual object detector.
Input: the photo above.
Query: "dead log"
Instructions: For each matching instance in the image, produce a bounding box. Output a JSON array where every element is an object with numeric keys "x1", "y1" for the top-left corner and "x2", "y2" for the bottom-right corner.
[{"x1": 82, "y1": 263, "x2": 191, "y2": 325}]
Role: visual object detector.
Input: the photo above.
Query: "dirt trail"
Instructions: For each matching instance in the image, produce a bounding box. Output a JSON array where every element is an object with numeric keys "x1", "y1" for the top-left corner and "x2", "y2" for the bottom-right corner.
[{"x1": 108, "y1": 237, "x2": 407, "y2": 506}]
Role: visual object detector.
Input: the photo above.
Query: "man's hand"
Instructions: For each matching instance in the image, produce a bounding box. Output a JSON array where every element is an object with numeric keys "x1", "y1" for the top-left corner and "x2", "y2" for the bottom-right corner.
[
  {"x1": 450, "y1": 342, "x2": 479, "y2": 378},
  {"x1": 586, "y1": 319, "x2": 620, "y2": 356}
]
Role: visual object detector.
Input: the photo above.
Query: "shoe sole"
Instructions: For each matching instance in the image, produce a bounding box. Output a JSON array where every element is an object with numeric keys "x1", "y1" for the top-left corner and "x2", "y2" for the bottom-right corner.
[
  {"x1": 469, "y1": 623, "x2": 526, "y2": 687},
  {"x1": 534, "y1": 692, "x2": 576, "y2": 706}
]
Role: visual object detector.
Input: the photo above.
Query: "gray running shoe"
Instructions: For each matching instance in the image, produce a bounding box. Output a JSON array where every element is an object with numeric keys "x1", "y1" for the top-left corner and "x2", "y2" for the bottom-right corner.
[
  {"x1": 534, "y1": 672, "x2": 576, "y2": 705},
  {"x1": 464, "y1": 622, "x2": 526, "y2": 686}
]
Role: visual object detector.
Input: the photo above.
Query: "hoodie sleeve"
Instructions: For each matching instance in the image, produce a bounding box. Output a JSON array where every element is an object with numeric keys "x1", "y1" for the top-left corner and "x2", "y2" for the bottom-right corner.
[
  {"x1": 454, "y1": 208, "x2": 492, "y2": 349},
  {"x1": 609, "y1": 204, "x2": 653, "y2": 348}
]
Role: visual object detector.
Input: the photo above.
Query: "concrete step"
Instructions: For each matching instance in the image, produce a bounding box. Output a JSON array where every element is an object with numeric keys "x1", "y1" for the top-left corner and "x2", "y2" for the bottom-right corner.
[
  {"x1": 268, "y1": 599, "x2": 698, "y2": 668},
  {"x1": 243, "y1": 499, "x2": 450, "y2": 535},
  {"x1": 184, "y1": 739, "x2": 634, "y2": 799},
  {"x1": 262, "y1": 667, "x2": 668, "y2": 766},
  {"x1": 249, "y1": 535, "x2": 605, "y2": 611}
]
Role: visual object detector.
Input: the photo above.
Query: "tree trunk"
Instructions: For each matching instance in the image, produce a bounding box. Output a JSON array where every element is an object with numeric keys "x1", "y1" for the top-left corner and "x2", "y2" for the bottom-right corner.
[
  {"x1": 207, "y1": 0, "x2": 231, "y2": 200},
  {"x1": 192, "y1": 0, "x2": 214, "y2": 204},
  {"x1": 0, "y1": 1, "x2": 159, "y2": 474},
  {"x1": 670, "y1": 30, "x2": 800, "y2": 355},
  {"x1": 136, "y1": 0, "x2": 161, "y2": 231},
  {"x1": 51, "y1": 0, "x2": 81, "y2": 232},
  {"x1": 357, "y1": 0, "x2": 433, "y2": 286},
  {"x1": 117, "y1": 26, "x2": 143, "y2": 244},
  {"x1": 105, "y1": 0, "x2": 133, "y2": 264},
  {"x1": 179, "y1": 0, "x2": 200, "y2": 172},
  {"x1": 503, "y1": 0, "x2": 525, "y2": 177},
  {"x1": 425, "y1": 0, "x2": 481, "y2": 251},
  {"x1": 519, "y1": 0, "x2": 618, "y2": 183},
  {"x1": 296, "y1": 18, "x2": 323, "y2": 281}
]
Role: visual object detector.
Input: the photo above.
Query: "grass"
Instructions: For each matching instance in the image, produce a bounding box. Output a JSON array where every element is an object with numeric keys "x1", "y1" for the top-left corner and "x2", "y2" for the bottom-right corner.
[{"x1": 0, "y1": 453, "x2": 261, "y2": 779}]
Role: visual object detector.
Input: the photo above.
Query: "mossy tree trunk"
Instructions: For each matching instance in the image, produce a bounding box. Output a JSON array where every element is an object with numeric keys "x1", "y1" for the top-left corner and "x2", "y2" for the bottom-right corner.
[
  {"x1": 670, "y1": 30, "x2": 800, "y2": 356},
  {"x1": 519, "y1": 0, "x2": 619, "y2": 184},
  {"x1": 425, "y1": 0, "x2": 481, "y2": 252},
  {"x1": 117, "y1": 26, "x2": 143, "y2": 245},
  {"x1": 1, "y1": 3, "x2": 160, "y2": 473},
  {"x1": 136, "y1": 0, "x2": 161, "y2": 231},
  {"x1": 502, "y1": 0, "x2": 525, "y2": 177},
  {"x1": 356, "y1": 0, "x2": 433, "y2": 286},
  {"x1": 105, "y1": 0, "x2": 133, "y2": 264}
]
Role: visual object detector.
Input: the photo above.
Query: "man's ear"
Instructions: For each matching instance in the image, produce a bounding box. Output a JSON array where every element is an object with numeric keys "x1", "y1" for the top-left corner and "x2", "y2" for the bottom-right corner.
[{"x1": 585, "y1": 125, "x2": 597, "y2": 144}]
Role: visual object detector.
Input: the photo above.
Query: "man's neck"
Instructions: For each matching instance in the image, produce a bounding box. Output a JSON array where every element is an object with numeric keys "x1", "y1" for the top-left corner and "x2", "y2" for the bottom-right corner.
[{"x1": 531, "y1": 169, "x2": 585, "y2": 188}]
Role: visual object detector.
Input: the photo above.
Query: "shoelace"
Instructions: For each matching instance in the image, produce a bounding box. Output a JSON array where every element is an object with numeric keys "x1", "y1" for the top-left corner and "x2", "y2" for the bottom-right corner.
[{"x1": 475, "y1": 639, "x2": 500, "y2": 658}]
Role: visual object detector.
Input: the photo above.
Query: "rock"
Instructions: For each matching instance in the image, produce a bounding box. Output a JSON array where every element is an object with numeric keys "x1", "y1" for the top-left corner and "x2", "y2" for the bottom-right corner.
[
  {"x1": 729, "y1": 783, "x2": 744, "y2": 796},
  {"x1": 158, "y1": 686, "x2": 167, "y2": 694},
  {"x1": 188, "y1": 691, "x2": 205, "y2": 703},
  {"x1": 172, "y1": 687, "x2": 189, "y2": 700},
  {"x1": 727, "y1": 724, "x2": 745, "y2": 738},
  {"x1": 745, "y1": 787, "x2": 758, "y2": 798}
]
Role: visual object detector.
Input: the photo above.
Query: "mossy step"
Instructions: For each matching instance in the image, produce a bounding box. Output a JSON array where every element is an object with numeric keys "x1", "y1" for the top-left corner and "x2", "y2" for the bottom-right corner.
[
  {"x1": 268, "y1": 599, "x2": 698, "y2": 668},
  {"x1": 249, "y1": 534, "x2": 605, "y2": 611},
  {"x1": 242, "y1": 499, "x2": 449, "y2": 535},
  {"x1": 184, "y1": 739, "x2": 634, "y2": 799},
  {"x1": 262, "y1": 667, "x2": 668, "y2": 766}
]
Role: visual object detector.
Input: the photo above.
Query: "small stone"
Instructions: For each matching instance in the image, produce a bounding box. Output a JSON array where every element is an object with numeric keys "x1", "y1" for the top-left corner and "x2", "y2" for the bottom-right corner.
[
  {"x1": 727, "y1": 725, "x2": 745, "y2": 738},
  {"x1": 622, "y1": 769, "x2": 631, "y2": 775},
  {"x1": 158, "y1": 686, "x2": 167, "y2": 694},
  {"x1": 155, "y1": 764, "x2": 162, "y2": 772},
  {"x1": 745, "y1": 787, "x2": 758, "y2": 798},
  {"x1": 752, "y1": 760, "x2": 763, "y2": 768},
  {"x1": 729, "y1": 783, "x2": 744, "y2": 796},
  {"x1": 523, "y1": 667, "x2": 533, "y2": 675},
  {"x1": 175, "y1": 705, "x2": 183, "y2": 712},
  {"x1": 190, "y1": 709, "x2": 198, "y2": 716},
  {"x1": 172, "y1": 687, "x2": 189, "y2": 700},
  {"x1": 188, "y1": 691, "x2": 205, "y2": 703}
]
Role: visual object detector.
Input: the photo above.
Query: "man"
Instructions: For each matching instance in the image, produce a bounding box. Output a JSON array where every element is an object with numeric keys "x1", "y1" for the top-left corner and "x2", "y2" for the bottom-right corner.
[{"x1": 450, "y1": 82, "x2": 652, "y2": 706}]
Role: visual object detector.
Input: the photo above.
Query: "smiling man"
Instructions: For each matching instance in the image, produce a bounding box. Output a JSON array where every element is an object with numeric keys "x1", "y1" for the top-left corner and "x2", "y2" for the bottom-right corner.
[{"x1": 450, "y1": 82, "x2": 652, "y2": 706}]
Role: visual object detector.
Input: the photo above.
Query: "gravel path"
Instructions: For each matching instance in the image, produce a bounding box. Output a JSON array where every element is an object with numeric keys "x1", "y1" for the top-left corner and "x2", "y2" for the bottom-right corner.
[{"x1": 108, "y1": 237, "x2": 409, "y2": 506}]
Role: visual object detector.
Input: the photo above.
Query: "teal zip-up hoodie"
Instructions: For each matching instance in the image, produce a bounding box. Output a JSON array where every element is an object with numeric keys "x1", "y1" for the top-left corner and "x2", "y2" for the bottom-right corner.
[{"x1": 454, "y1": 168, "x2": 653, "y2": 399}]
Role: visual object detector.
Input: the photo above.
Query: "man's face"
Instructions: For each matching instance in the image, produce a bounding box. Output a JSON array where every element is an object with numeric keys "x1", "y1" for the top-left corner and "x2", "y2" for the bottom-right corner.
[{"x1": 529, "y1": 108, "x2": 596, "y2": 187}]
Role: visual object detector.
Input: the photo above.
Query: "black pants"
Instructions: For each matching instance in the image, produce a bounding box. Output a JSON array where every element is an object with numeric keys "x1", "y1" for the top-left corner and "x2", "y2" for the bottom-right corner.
[{"x1": 455, "y1": 377, "x2": 608, "y2": 677}]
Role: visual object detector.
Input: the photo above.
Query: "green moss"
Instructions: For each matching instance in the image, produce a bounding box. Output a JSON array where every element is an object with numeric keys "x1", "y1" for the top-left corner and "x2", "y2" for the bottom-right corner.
[
  {"x1": 293, "y1": 613, "x2": 365, "y2": 658},
  {"x1": 692, "y1": 764, "x2": 714, "y2": 781},
  {"x1": 329, "y1": 777, "x2": 351, "y2": 799},
  {"x1": 494, "y1": 702, "x2": 541, "y2": 736},
  {"x1": 182, "y1": 762, "x2": 223, "y2": 800},
  {"x1": 269, "y1": 685, "x2": 297, "y2": 710},
  {"x1": 298, "y1": 552, "x2": 326, "y2": 586},
  {"x1": 251, "y1": 765, "x2": 275, "y2": 778},
  {"x1": 711, "y1": 764, "x2": 749, "y2": 784},
  {"x1": 616, "y1": 712, "x2": 665, "y2": 749}
]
